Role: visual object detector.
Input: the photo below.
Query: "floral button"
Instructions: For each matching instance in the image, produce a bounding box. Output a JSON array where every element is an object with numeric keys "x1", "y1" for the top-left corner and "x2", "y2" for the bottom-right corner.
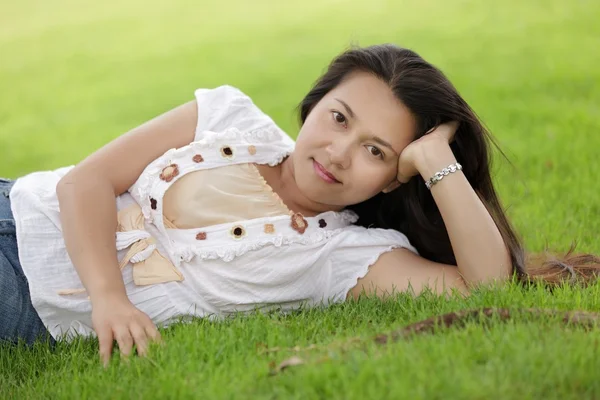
[
  {"x1": 195, "y1": 232, "x2": 207, "y2": 240},
  {"x1": 220, "y1": 146, "x2": 235, "y2": 160},
  {"x1": 264, "y1": 224, "x2": 275, "y2": 234},
  {"x1": 230, "y1": 225, "x2": 246, "y2": 240},
  {"x1": 150, "y1": 197, "x2": 158, "y2": 210},
  {"x1": 248, "y1": 145, "x2": 257, "y2": 155},
  {"x1": 159, "y1": 164, "x2": 179, "y2": 182},
  {"x1": 192, "y1": 154, "x2": 204, "y2": 163},
  {"x1": 291, "y1": 213, "x2": 308, "y2": 234},
  {"x1": 318, "y1": 219, "x2": 327, "y2": 228}
]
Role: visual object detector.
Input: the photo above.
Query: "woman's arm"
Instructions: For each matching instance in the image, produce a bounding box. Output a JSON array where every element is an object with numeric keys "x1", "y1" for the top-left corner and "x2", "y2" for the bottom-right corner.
[
  {"x1": 58, "y1": 100, "x2": 198, "y2": 302},
  {"x1": 56, "y1": 100, "x2": 198, "y2": 364},
  {"x1": 412, "y1": 141, "x2": 512, "y2": 284},
  {"x1": 348, "y1": 248, "x2": 468, "y2": 299},
  {"x1": 350, "y1": 122, "x2": 511, "y2": 298}
]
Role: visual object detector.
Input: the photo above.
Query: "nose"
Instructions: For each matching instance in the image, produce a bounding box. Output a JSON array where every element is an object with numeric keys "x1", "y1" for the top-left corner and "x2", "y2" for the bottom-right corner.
[{"x1": 326, "y1": 139, "x2": 352, "y2": 169}]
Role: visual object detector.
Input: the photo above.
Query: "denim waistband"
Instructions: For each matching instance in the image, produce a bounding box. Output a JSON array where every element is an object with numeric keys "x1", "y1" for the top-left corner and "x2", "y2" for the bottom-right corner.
[
  {"x1": 0, "y1": 178, "x2": 14, "y2": 196},
  {"x1": 0, "y1": 178, "x2": 15, "y2": 234}
]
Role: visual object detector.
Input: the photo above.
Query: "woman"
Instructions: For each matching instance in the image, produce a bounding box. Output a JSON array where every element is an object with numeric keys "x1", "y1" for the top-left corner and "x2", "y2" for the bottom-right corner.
[{"x1": 1, "y1": 44, "x2": 598, "y2": 365}]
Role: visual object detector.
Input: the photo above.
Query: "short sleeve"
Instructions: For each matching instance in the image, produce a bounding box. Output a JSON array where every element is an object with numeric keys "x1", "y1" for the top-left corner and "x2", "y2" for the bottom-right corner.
[
  {"x1": 325, "y1": 225, "x2": 419, "y2": 303},
  {"x1": 193, "y1": 85, "x2": 294, "y2": 146}
]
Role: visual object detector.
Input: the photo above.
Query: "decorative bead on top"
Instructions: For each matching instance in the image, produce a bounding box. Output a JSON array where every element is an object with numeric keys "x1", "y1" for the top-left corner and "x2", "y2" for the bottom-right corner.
[
  {"x1": 291, "y1": 213, "x2": 308, "y2": 234},
  {"x1": 195, "y1": 232, "x2": 207, "y2": 240},
  {"x1": 159, "y1": 164, "x2": 180, "y2": 182},
  {"x1": 230, "y1": 225, "x2": 246, "y2": 239},
  {"x1": 220, "y1": 145, "x2": 235, "y2": 160},
  {"x1": 264, "y1": 223, "x2": 275, "y2": 234}
]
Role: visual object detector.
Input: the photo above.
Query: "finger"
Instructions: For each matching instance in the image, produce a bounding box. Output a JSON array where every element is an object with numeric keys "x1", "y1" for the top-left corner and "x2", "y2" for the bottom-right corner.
[
  {"x1": 145, "y1": 321, "x2": 162, "y2": 344},
  {"x1": 129, "y1": 323, "x2": 149, "y2": 357},
  {"x1": 97, "y1": 326, "x2": 114, "y2": 367},
  {"x1": 396, "y1": 162, "x2": 416, "y2": 184},
  {"x1": 114, "y1": 326, "x2": 134, "y2": 359},
  {"x1": 441, "y1": 121, "x2": 460, "y2": 142},
  {"x1": 396, "y1": 173, "x2": 411, "y2": 184}
]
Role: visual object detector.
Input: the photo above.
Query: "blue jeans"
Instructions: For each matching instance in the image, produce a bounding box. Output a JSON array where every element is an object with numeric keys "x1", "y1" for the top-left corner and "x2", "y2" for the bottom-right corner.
[{"x1": 0, "y1": 178, "x2": 54, "y2": 345}]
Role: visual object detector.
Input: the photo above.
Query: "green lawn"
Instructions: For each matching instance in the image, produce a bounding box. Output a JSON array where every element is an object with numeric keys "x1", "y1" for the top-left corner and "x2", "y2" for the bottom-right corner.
[{"x1": 1, "y1": 0, "x2": 600, "y2": 398}]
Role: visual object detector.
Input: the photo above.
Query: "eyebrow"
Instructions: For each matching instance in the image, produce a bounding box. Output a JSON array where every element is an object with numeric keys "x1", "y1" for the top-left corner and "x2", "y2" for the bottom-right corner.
[
  {"x1": 370, "y1": 136, "x2": 398, "y2": 155},
  {"x1": 335, "y1": 98, "x2": 356, "y2": 120},
  {"x1": 334, "y1": 98, "x2": 398, "y2": 155}
]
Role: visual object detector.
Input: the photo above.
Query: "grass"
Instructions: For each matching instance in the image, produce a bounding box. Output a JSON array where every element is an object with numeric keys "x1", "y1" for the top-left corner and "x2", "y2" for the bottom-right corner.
[
  {"x1": 1, "y1": 0, "x2": 600, "y2": 398},
  {"x1": 3, "y1": 285, "x2": 600, "y2": 399}
]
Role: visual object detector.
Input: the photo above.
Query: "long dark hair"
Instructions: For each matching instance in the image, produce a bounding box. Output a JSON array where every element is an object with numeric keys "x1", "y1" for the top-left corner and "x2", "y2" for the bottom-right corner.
[{"x1": 298, "y1": 44, "x2": 600, "y2": 285}]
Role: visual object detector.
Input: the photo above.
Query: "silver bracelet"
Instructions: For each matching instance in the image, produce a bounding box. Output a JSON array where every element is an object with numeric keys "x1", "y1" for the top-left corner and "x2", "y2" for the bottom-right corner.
[{"x1": 425, "y1": 162, "x2": 462, "y2": 190}]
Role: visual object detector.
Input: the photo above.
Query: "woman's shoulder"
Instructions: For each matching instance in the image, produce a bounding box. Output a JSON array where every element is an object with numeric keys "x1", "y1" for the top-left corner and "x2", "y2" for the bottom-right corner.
[{"x1": 193, "y1": 85, "x2": 295, "y2": 147}]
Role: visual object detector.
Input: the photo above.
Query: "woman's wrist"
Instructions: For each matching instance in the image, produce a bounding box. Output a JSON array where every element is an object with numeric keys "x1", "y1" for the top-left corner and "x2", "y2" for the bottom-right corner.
[
  {"x1": 413, "y1": 141, "x2": 458, "y2": 181},
  {"x1": 88, "y1": 282, "x2": 129, "y2": 304}
]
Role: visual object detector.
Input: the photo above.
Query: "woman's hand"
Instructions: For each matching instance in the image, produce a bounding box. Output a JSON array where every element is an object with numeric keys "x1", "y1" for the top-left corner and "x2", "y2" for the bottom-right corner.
[
  {"x1": 396, "y1": 121, "x2": 459, "y2": 184},
  {"x1": 91, "y1": 294, "x2": 161, "y2": 366}
]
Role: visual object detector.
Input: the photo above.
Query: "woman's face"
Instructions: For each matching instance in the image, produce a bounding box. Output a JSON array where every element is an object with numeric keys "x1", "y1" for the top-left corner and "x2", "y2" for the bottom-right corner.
[{"x1": 293, "y1": 71, "x2": 417, "y2": 207}]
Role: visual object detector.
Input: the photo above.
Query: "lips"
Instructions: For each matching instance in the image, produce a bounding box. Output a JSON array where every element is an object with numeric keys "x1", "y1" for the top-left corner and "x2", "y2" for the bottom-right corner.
[{"x1": 313, "y1": 159, "x2": 341, "y2": 184}]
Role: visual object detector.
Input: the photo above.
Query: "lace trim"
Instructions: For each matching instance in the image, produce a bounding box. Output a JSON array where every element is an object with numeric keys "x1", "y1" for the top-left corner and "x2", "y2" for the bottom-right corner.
[
  {"x1": 342, "y1": 244, "x2": 403, "y2": 301},
  {"x1": 263, "y1": 150, "x2": 292, "y2": 167},
  {"x1": 194, "y1": 126, "x2": 285, "y2": 147},
  {"x1": 175, "y1": 228, "x2": 345, "y2": 263}
]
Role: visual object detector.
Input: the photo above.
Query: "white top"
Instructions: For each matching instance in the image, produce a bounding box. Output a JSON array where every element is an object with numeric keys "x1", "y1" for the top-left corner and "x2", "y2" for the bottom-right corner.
[{"x1": 10, "y1": 85, "x2": 418, "y2": 340}]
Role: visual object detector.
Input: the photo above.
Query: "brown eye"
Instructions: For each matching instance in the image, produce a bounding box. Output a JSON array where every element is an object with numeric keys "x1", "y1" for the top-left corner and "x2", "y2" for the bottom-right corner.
[
  {"x1": 367, "y1": 145, "x2": 384, "y2": 159},
  {"x1": 332, "y1": 111, "x2": 347, "y2": 126}
]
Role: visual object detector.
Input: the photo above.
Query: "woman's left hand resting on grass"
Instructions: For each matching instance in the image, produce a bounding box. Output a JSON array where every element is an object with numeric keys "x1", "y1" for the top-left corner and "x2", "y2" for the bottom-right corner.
[
  {"x1": 92, "y1": 294, "x2": 161, "y2": 366},
  {"x1": 349, "y1": 122, "x2": 512, "y2": 299}
]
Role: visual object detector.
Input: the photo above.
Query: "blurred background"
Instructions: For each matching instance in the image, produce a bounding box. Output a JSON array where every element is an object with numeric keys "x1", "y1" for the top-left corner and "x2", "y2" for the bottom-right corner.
[{"x1": 1, "y1": 0, "x2": 598, "y2": 252}]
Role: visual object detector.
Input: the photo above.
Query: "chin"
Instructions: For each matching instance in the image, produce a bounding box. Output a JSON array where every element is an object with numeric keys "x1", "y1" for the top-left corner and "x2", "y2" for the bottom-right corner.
[
  {"x1": 297, "y1": 180, "x2": 342, "y2": 207},
  {"x1": 309, "y1": 188, "x2": 353, "y2": 209}
]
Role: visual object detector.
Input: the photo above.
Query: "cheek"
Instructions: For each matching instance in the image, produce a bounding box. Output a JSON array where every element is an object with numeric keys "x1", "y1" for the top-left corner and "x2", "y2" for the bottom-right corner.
[
  {"x1": 296, "y1": 125, "x2": 327, "y2": 153},
  {"x1": 295, "y1": 122, "x2": 313, "y2": 147},
  {"x1": 352, "y1": 163, "x2": 396, "y2": 194},
  {"x1": 298, "y1": 110, "x2": 331, "y2": 142}
]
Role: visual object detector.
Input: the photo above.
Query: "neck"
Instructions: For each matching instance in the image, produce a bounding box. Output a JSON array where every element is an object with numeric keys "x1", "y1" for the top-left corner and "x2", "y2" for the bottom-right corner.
[{"x1": 274, "y1": 155, "x2": 343, "y2": 217}]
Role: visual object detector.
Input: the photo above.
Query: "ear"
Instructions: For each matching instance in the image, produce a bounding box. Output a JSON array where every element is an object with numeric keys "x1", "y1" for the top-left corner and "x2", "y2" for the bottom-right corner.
[{"x1": 382, "y1": 180, "x2": 401, "y2": 194}]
